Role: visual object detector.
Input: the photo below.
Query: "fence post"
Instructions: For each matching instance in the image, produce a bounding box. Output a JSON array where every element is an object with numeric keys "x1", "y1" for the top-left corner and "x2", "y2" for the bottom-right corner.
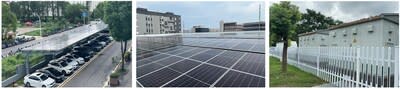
[
  {"x1": 317, "y1": 47, "x2": 320, "y2": 76},
  {"x1": 356, "y1": 47, "x2": 361, "y2": 87},
  {"x1": 297, "y1": 47, "x2": 300, "y2": 66},
  {"x1": 394, "y1": 47, "x2": 399, "y2": 87}
]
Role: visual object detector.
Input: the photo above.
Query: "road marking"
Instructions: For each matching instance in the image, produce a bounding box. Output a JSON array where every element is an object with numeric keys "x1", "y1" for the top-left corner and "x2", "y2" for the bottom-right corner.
[{"x1": 57, "y1": 41, "x2": 115, "y2": 87}]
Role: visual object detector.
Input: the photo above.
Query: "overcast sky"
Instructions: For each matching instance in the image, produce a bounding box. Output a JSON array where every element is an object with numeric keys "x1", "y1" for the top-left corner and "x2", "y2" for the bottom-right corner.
[
  {"x1": 137, "y1": 1, "x2": 265, "y2": 30},
  {"x1": 270, "y1": 1, "x2": 399, "y2": 22}
]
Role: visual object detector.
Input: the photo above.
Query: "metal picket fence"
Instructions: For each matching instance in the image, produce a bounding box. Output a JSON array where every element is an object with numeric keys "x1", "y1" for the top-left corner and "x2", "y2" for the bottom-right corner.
[{"x1": 270, "y1": 46, "x2": 400, "y2": 87}]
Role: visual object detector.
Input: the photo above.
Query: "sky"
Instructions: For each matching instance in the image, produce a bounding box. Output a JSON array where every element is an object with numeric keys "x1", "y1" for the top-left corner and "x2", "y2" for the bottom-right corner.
[
  {"x1": 270, "y1": 1, "x2": 399, "y2": 22},
  {"x1": 137, "y1": 1, "x2": 265, "y2": 30}
]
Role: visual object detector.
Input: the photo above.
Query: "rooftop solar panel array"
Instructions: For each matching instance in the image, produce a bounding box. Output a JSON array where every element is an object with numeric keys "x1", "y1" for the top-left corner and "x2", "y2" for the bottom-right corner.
[{"x1": 137, "y1": 31, "x2": 265, "y2": 87}]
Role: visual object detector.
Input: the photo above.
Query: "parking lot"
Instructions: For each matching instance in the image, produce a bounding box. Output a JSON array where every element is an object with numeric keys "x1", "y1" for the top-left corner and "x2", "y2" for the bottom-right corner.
[{"x1": 14, "y1": 21, "x2": 125, "y2": 87}]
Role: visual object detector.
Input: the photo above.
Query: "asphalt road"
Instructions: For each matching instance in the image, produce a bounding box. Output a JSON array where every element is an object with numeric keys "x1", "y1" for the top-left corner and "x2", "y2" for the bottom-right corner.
[{"x1": 63, "y1": 41, "x2": 132, "y2": 87}]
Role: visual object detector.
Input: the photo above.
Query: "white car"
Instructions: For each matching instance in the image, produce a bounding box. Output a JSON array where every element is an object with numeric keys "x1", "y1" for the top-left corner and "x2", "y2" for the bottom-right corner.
[
  {"x1": 64, "y1": 53, "x2": 85, "y2": 65},
  {"x1": 24, "y1": 72, "x2": 56, "y2": 87},
  {"x1": 48, "y1": 60, "x2": 75, "y2": 75},
  {"x1": 58, "y1": 56, "x2": 79, "y2": 68}
]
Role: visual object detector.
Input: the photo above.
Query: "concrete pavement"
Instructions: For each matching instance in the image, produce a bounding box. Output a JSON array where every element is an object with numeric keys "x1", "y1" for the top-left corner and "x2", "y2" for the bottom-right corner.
[{"x1": 62, "y1": 41, "x2": 132, "y2": 87}]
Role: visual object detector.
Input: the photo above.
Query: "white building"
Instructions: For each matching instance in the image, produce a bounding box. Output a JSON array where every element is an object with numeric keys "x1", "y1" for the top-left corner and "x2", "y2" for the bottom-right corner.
[
  {"x1": 136, "y1": 8, "x2": 181, "y2": 35},
  {"x1": 298, "y1": 30, "x2": 329, "y2": 47},
  {"x1": 299, "y1": 13, "x2": 399, "y2": 47}
]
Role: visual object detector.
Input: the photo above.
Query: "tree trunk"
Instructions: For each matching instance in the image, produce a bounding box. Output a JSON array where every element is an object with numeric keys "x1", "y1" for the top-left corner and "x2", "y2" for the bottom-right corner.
[
  {"x1": 281, "y1": 39, "x2": 288, "y2": 73},
  {"x1": 120, "y1": 41, "x2": 124, "y2": 71}
]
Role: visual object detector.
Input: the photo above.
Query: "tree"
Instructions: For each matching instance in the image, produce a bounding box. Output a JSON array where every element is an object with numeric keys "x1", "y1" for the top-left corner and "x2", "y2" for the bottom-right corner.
[
  {"x1": 92, "y1": 2, "x2": 106, "y2": 20},
  {"x1": 2, "y1": 2, "x2": 18, "y2": 41},
  {"x1": 64, "y1": 4, "x2": 86, "y2": 24},
  {"x1": 270, "y1": 1, "x2": 301, "y2": 73},
  {"x1": 103, "y1": 1, "x2": 132, "y2": 70},
  {"x1": 295, "y1": 9, "x2": 343, "y2": 45}
]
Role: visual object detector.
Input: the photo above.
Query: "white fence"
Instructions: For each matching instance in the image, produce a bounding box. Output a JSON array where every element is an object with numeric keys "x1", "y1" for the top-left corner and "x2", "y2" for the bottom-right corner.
[{"x1": 270, "y1": 47, "x2": 400, "y2": 87}]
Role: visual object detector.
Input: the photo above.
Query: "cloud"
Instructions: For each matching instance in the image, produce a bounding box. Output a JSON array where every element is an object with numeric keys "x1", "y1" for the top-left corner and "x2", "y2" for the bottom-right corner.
[
  {"x1": 137, "y1": 1, "x2": 265, "y2": 30},
  {"x1": 271, "y1": 1, "x2": 399, "y2": 22}
]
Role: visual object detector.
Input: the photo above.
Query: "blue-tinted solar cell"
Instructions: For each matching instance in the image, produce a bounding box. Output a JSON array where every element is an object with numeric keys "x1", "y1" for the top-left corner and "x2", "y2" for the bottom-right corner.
[
  {"x1": 137, "y1": 59, "x2": 152, "y2": 66},
  {"x1": 214, "y1": 71, "x2": 265, "y2": 87},
  {"x1": 164, "y1": 75, "x2": 209, "y2": 87},
  {"x1": 207, "y1": 55, "x2": 240, "y2": 67},
  {"x1": 232, "y1": 43, "x2": 253, "y2": 50},
  {"x1": 168, "y1": 60, "x2": 201, "y2": 73},
  {"x1": 138, "y1": 68, "x2": 181, "y2": 87},
  {"x1": 232, "y1": 53, "x2": 265, "y2": 76},
  {"x1": 137, "y1": 63, "x2": 164, "y2": 77},
  {"x1": 143, "y1": 54, "x2": 169, "y2": 61},
  {"x1": 186, "y1": 64, "x2": 227, "y2": 84},
  {"x1": 177, "y1": 48, "x2": 206, "y2": 57},
  {"x1": 137, "y1": 31, "x2": 265, "y2": 87},
  {"x1": 155, "y1": 56, "x2": 184, "y2": 66}
]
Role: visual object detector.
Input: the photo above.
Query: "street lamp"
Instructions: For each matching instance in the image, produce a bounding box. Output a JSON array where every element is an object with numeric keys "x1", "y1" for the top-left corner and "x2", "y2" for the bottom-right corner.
[{"x1": 34, "y1": 13, "x2": 42, "y2": 37}]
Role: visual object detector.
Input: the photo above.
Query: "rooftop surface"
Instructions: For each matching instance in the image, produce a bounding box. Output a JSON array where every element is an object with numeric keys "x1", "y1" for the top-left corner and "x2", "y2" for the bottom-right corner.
[
  {"x1": 21, "y1": 21, "x2": 107, "y2": 53},
  {"x1": 136, "y1": 31, "x2": 265, "y2": 87}
]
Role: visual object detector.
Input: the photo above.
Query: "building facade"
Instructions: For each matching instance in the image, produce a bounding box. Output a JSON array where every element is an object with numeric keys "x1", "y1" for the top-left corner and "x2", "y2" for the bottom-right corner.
[
  {"x1": 298, "y1": 30, "x2": 329, "y2": 47},
  {"x1": 299, "y1": 13, "x2": 399, "y2": 47},
  {"x1": 243, "y1": 21, "x2": 265, "y2": 31},
  {"x1": 220, "y1": 20, "x2": 265, "y2": 32},
  {"x1": 137, "y1": 8, "x2": 181, "y2": 35}
]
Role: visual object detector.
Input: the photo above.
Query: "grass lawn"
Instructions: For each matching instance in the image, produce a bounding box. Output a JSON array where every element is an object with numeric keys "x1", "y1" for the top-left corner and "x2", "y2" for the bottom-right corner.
[
  {"x1": 23, "y1": 29, "x2": 41, "y2": 36},
  {"x1": 2, "y1": 53, "x2": 44, "y2": 80},
  {"x1": 269, "y1": 56, "x2": 326, "y2": 87}
]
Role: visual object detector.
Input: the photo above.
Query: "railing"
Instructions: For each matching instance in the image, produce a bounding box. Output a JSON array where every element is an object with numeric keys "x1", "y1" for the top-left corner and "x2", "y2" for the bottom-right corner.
[{"x1": 270, "y1": 47, "x2": 400, "y2": 87}]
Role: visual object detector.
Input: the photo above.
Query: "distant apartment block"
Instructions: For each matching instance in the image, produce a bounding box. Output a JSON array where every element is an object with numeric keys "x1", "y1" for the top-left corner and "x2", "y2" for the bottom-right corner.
[
  {"x1": 137, "y1": 8, "x2": 181, "y2": 35},
  {"x1": 299, "y1": 13, "x2": 399, "y2": 47},
  {"x1": 191, "y1": 25, "x2": 221, "y2": 33},
  {"x1": 220, "y1": 20, "x2": 265, "y2": 32}
]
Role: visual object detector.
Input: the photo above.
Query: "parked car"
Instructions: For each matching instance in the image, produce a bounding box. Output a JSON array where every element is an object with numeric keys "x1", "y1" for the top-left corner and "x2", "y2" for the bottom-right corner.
[
  {"x1": 48, "y1": 60, "x2": 74, "y2": 75},
  {"x1": 24, "y1": 72, "x2": 56, "y2": 87},
  {"x1": 37, "y1": 67, "x2": 65, "y2": 83},
  {"x1": 59, "y1": 57, "x2": 79, "y2": 70},
  {"x1": 64, "y1": 53, "x2": 85, "y2": 65}
]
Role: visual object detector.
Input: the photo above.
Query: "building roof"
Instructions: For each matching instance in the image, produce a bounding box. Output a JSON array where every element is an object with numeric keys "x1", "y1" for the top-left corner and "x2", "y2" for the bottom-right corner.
[
  {"x1": 328, "y1": 13, "x2": 398, "y2": 30},
  {"x1": 298, "y1": 29, "x2": 329, "y2": 37},
  {"x1": 137, "y1": 7, "x2": 180, "y2": 17},
  {"x1": 299, "y1": 13, "x2": 398, "y2": 37}
]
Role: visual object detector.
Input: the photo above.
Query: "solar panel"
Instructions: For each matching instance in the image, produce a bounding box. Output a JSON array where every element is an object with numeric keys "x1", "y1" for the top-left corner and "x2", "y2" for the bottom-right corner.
[
  {"x1": 214, "y1": 71, "x2": 265, "y2": 87},
  {"x1": 137, "y1": 31, "x2": 265, "y2": 87}
]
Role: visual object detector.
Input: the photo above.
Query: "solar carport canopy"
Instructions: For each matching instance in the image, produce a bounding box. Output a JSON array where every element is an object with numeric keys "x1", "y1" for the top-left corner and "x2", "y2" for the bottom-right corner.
[
  {"x1": 137, "y1": 31, "x2": 265, "y2": 87},
  {"x1": 21, "y1": 21, "x2": 108, "y2": 54}
]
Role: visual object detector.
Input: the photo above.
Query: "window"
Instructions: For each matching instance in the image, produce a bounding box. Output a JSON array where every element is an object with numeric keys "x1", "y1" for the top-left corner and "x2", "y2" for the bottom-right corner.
[
  {"x1": 389, "y1": 38, "x2": 392, "y2": 41},
  {"x1": 352, "y1": 28, "x2": 357, "y2": 35},
  {"x1": 330, "y1": 32, "x2": 336, "y2": 38},
  {"x1": 29, "y1": 76, "x2": 40, "y2": 81},
  {"x1": 389, "y1": 30, "x2": 393, "y2": 34},
  {"x1": 343, "y1": 30, "x2": 347, "y2": 36},
  {"x1": 368, "y1": 25, "x2": 374, "y2": 33}
]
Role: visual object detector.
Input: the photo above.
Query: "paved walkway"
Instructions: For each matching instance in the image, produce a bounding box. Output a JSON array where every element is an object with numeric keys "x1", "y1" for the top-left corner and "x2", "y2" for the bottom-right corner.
[
  {"x1": 313, "y1": 83, "x2": 337, "y2": 87},
  {"x1": 119, "y1": 63, "x2": 132, "y2": 87}
]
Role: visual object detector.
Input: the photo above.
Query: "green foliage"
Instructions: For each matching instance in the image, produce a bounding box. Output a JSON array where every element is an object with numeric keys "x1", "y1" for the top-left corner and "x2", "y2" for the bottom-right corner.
[
  {"x1": 2, "y1": 53, "x2": 43, "y2": 80},
  {"x1": 269, "y1": 56, "x2": 326, "y2": 87},
  {"x1": 2, "y1": 2, "x2": 18, "y2": 40},
  {"x1": 65, "y1": 4, "x2": 86, "y2": 24},
  {"x1": 103, "y1": 1, "x2": 132, "y2": 42},
  {"x1": 294, "y1": 9, "x2": 343, "y2": 42},
  {"x1": 9, "y1": 1, "x2": 70, "y2": 22},
  {"x1": 110, "y1": 71, "x2": 120, "y2": 78},
  {"x1": 92, "y1": 2, "x2": 106, "y2": 20},
  {"x1": 269, "y1": 1, "x2": 302, "y2": 46}
]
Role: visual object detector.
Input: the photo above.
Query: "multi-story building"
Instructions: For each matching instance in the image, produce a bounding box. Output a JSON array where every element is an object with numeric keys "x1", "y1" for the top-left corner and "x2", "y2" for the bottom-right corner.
[
  {"x1": 299, "y1": 13, "x2": 399, "y2": 47},
  {"x1": 220, "y1": 21, "x2": 243, "y2": 32},
  {"x1": 220, "y1": 20, "x2": 265, "y2": 32},
  {"x1": 243, "y1": 21, "x2": 265, "y2": 31},
  {"x1": 137, "y1": 8, "x2": 181, "y2": 35}
]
